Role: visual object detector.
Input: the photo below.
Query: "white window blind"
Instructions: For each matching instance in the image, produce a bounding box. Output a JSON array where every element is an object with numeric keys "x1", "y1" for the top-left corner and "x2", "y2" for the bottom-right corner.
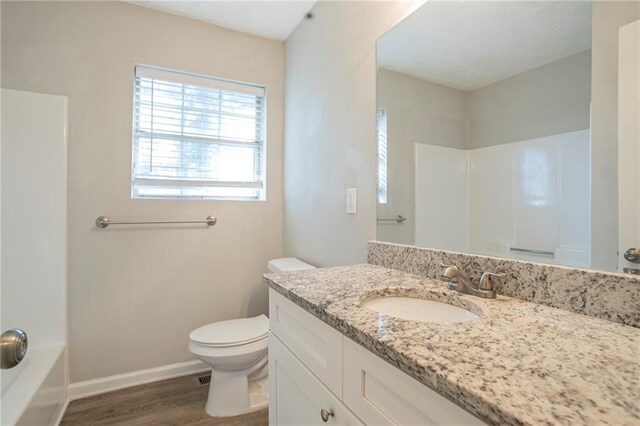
[
  {"x1": 132, "y1": 65, "x2": 266, "y2": 200},
  {"x1": 377, "y1": 108, "x2": 388, "y2": 204}
]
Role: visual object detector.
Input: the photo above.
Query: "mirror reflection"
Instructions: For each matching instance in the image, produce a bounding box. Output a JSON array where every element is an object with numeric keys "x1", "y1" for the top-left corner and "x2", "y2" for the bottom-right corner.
[{"x1": 376, "y1": 0, "x2": 639, "y2": 273}]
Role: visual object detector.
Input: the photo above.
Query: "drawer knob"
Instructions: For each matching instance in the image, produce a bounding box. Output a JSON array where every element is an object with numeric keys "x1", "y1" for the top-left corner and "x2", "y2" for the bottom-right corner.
[{"x1": 320, "y1": 408, "x2": 335, "y2": 422}]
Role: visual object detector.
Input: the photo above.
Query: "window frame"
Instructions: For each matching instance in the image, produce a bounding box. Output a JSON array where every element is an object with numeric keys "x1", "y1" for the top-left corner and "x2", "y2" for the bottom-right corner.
[{"x1": 131, "y1": 64, "x2": 268, "y2": 201}]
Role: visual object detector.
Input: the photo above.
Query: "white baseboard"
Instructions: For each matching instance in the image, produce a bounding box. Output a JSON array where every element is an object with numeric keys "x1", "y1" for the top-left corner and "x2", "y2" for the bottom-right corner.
[{"x1": 68, "y1": 360, "x2": 210, "y2": 401}]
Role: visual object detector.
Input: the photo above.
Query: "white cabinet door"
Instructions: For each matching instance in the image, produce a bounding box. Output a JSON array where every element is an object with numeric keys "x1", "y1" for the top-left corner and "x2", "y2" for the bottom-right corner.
[
  {"x1": 269, "y1": 289, "x2": 343, "y2": 397},
  {"x1": 269, "y1": 334, "x2": 361, "y2": 426},
  {"x1": 343, "y1": 338, "x2": 485, "y2": 426}
]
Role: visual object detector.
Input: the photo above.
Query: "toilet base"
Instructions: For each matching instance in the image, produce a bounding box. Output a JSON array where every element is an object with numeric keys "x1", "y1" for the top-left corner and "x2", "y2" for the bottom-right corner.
[
  {"x1": 248, "y1": 376, "x2": 269, "y2": 412},
  {"x1": 205, "y1": 361, "x2": 269, "y2": 417},
  {"x1": 205, "y1": 375, "x2": 268, "y2": 417}
]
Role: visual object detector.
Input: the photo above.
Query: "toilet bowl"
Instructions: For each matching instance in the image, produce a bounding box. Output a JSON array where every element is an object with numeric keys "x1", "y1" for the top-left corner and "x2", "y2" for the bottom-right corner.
[
  {"x1": 189, "y1": 315, "x2": 269, "y2": 417},
  {"x1": 189, "y1": 257, "x2": 315, "y2": 417}
]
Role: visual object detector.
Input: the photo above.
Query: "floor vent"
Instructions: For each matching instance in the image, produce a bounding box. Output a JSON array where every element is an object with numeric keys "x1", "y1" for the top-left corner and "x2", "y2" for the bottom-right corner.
[{"x1": 198, "y1": 375, "x2": 211, "y2": 386}]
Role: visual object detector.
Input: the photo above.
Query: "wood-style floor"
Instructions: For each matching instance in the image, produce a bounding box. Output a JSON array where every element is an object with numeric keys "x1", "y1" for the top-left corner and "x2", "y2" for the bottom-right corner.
[{"x1": 60, "y1": 373, "x2": 268, "y2": 426}]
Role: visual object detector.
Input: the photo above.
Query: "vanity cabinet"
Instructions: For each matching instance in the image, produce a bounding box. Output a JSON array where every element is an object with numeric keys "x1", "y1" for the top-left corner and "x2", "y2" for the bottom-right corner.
[
  {"x1": 270, "y1": 335, "x2": 361, "y2": 425},
  {"x1": 268, "y1": 290, "x2": 485, "y2": 426}
]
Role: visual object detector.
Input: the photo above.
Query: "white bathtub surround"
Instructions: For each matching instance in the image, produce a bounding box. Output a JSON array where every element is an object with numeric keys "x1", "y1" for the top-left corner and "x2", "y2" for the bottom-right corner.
[
  {"x1": 414, "y1": 129, "x2": 591, "y2": 268},
  {"x1": 415, "y1": 144, "x2": 469, "y2": 252},
  {"x1": 1, "y1": 89, "x2": 68, "y2": 425},
  {"x1": 368, "y1": 241, "x2": 640, "y2": 328},
  {"x1": 1, "y1": 346, "x2": 67, "y2": 426}
]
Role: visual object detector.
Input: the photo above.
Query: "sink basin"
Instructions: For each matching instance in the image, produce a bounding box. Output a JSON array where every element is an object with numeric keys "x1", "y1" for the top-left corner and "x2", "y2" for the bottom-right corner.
[{"x1": 362, "y1": 296, "x2": 479, "y2": 323}]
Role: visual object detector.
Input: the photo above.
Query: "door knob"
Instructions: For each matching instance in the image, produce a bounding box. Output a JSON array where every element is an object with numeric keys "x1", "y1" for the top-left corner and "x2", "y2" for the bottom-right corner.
[
  {"x1": 1, "y1": 328, "x2": 28, "y2": 369},
  {"x1": 320, "y1": 408, "x2": 335, "y2": 422},
  {"x1": 624, "y1": 248, "x2": 640, "y2": 263}
]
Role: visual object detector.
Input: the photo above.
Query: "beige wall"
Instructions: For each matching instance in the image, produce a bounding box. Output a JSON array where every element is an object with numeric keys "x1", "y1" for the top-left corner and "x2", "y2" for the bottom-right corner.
[
  {"x1": 467, "y1": 49, "x2": 592, "y2": 149},
  {"x1": 376, "y1": 69, "x2": 466, "y2": 245},
  {"x1": 590, "y1": 0, "x2": 640, "y2": 271},
  {"x1": 1, "y1": 1, "x2": 284, "y2": 382},
  {"x1": 283, "y1": 1, "x2": 414, "y2": 266}
]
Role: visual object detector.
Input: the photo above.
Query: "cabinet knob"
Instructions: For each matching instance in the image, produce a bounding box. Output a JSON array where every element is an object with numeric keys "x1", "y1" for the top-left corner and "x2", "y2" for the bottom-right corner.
[{"x1": 320, "y1": 408, "x2": 335, "y2": 422}]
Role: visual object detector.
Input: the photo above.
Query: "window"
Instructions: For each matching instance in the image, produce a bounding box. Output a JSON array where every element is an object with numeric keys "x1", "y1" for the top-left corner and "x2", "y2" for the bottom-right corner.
[
  {"x1": 377, "y1": 108, "x2": 388, "y2": 204},
  {"x1": 132, "y1": 65, "x2": 266, "y2": 200}
]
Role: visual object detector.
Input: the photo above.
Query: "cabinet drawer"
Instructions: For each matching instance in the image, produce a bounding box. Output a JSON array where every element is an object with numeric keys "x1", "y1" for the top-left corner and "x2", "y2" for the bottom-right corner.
[
  {"x1": 343, "y1": 338, "x2": 485, "y2": 425},
  {"x1": 269, "y1": 334, "x2": 362, "y2": 426},
  {"x1": 269, "y1": 289, "x2": 343, "y2": 397}
]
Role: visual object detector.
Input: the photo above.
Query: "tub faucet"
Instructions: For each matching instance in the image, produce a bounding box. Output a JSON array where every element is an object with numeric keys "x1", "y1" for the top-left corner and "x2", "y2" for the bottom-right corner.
[{"x1": 439, "y1": 264, "x2": 503, "y2": 299}]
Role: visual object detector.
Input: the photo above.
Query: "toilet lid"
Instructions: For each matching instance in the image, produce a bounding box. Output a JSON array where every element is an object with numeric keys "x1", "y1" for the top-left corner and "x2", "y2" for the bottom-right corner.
[{"x1": 189, "y1": 314, "x2": 269, "y2": 347}]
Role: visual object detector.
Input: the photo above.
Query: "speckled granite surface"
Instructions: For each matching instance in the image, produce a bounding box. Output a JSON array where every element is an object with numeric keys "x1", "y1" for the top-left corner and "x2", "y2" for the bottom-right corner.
[
  {"x1": 264, "y1": 264, "x2": 640, "y2": 426},
  {"x1": 368, "y1": 241, "x2": 640, "y2": 328}
]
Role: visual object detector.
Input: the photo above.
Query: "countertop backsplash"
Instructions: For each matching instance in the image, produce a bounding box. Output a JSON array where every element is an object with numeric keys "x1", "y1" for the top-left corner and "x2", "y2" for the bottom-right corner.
[{"x1": 368, "y1": 241, "x2": 640, "y2": 328}]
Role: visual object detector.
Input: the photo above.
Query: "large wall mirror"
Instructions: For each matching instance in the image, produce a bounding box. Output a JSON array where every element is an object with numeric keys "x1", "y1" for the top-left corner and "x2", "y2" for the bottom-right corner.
[{"x1": 376, "y1": 0, "x2": 640, "y2": 274}]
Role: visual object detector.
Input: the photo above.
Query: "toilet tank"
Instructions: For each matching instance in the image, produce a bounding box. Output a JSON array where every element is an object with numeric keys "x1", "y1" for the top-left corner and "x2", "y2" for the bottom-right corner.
[{"x1": 267, "y1": 257, "x2": 315, "y2": 273}]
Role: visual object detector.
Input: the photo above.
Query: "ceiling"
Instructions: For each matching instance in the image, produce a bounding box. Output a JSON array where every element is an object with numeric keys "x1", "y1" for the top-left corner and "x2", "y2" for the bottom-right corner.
[
  {"x1": 129, "y1": 1, "x2": 316, "y2": 41},
  {"x1": 377, "y1": 0, "x2": 593, "y2": 91}
]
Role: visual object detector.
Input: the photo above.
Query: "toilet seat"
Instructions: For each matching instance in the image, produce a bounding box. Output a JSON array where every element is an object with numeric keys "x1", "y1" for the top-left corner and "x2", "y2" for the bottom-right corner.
[
  {"x1": 189, "y1": 334, "x2": 268, "y2": 365},
  {"x1": 189, "y1": 314, "x2": 269, "y2": 348}
]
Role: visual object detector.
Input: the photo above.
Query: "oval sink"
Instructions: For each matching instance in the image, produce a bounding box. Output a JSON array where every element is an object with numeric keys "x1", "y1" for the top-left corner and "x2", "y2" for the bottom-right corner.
[{"x1": 362, "y1": 296, "x2": 479, "y2": 323}]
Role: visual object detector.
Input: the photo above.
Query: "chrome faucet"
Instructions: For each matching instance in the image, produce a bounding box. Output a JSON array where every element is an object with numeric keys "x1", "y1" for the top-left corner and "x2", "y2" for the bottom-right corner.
[{"x1": 439, "y1": 264, "x2": 504, "y2": 299}]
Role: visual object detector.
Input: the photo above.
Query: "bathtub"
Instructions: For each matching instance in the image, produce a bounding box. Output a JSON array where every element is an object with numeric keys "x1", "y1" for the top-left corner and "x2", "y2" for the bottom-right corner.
[
  {"x1": 1, "y1": 345, "x2": 67, "y2": 425},
  {"x1": 1, "y1": 90, "x2": 69, "y2": 425}
]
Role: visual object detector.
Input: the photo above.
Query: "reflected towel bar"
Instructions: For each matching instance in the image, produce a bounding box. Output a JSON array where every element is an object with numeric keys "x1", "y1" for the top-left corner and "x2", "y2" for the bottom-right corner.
[
  {"x1": 377, "y1": 215, "x2": 407, "y2": 224},
  {"x1": 510, "y1": 247, "x2": 554, "y2": 256},
  {"x1": 95, "y1": 215, "x2": 217, "y2": 229}
]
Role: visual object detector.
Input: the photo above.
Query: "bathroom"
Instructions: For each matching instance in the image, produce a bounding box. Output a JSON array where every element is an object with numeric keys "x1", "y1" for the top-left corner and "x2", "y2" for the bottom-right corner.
[{"x1": 0, "y1": 0, "x2": 638, "y2": 425}]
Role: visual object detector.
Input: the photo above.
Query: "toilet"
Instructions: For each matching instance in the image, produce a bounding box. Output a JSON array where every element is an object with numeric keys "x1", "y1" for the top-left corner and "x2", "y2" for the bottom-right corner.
[{"x1": 188, "y1": 257, "x2": 315, "y2": 417}]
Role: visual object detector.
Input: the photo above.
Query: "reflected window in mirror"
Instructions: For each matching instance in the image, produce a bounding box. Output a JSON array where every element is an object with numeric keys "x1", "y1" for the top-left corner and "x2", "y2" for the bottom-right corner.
[{"x1": 377, "y1": 107, "x2": 388, "y2": 204}]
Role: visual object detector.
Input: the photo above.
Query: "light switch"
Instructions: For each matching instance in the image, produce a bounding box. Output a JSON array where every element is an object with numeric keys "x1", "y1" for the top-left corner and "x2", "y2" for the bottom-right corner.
[{"x1": 346, "y1": 188, "x2": 357, "y2": 214}]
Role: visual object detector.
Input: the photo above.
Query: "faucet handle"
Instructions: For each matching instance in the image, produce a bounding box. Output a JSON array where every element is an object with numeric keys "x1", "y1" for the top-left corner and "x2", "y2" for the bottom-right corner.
[
  {"x1": 439, "y1": 263, "x2": 459, "y2": 278},
  {"x1": 479, "y1": 272, "x2": 505, "y2": 290}
]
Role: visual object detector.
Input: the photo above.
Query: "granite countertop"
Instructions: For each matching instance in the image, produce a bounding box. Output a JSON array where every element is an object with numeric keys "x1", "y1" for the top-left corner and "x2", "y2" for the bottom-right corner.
[{"x1": 263, "y1": 264, "x2": 640, "y2": 426}]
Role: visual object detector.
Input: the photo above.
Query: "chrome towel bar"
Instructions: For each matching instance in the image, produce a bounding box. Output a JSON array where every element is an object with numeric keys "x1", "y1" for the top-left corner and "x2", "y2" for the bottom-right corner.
[
  {"x1": 95, "y1": 215, "x2": 217, "y2": 229},
  {"x1": 510, "y1": 247, "x2": 554, "y2": 256},
  {"x1": 377, "y1": 215, "x2": 407, "y2": 224}
]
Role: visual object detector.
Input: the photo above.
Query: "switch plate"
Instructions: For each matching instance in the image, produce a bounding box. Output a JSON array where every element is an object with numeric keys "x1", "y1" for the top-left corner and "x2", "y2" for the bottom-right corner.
[{"x1": 346, "y1": 188, "x2": 357, "y2": 214}]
